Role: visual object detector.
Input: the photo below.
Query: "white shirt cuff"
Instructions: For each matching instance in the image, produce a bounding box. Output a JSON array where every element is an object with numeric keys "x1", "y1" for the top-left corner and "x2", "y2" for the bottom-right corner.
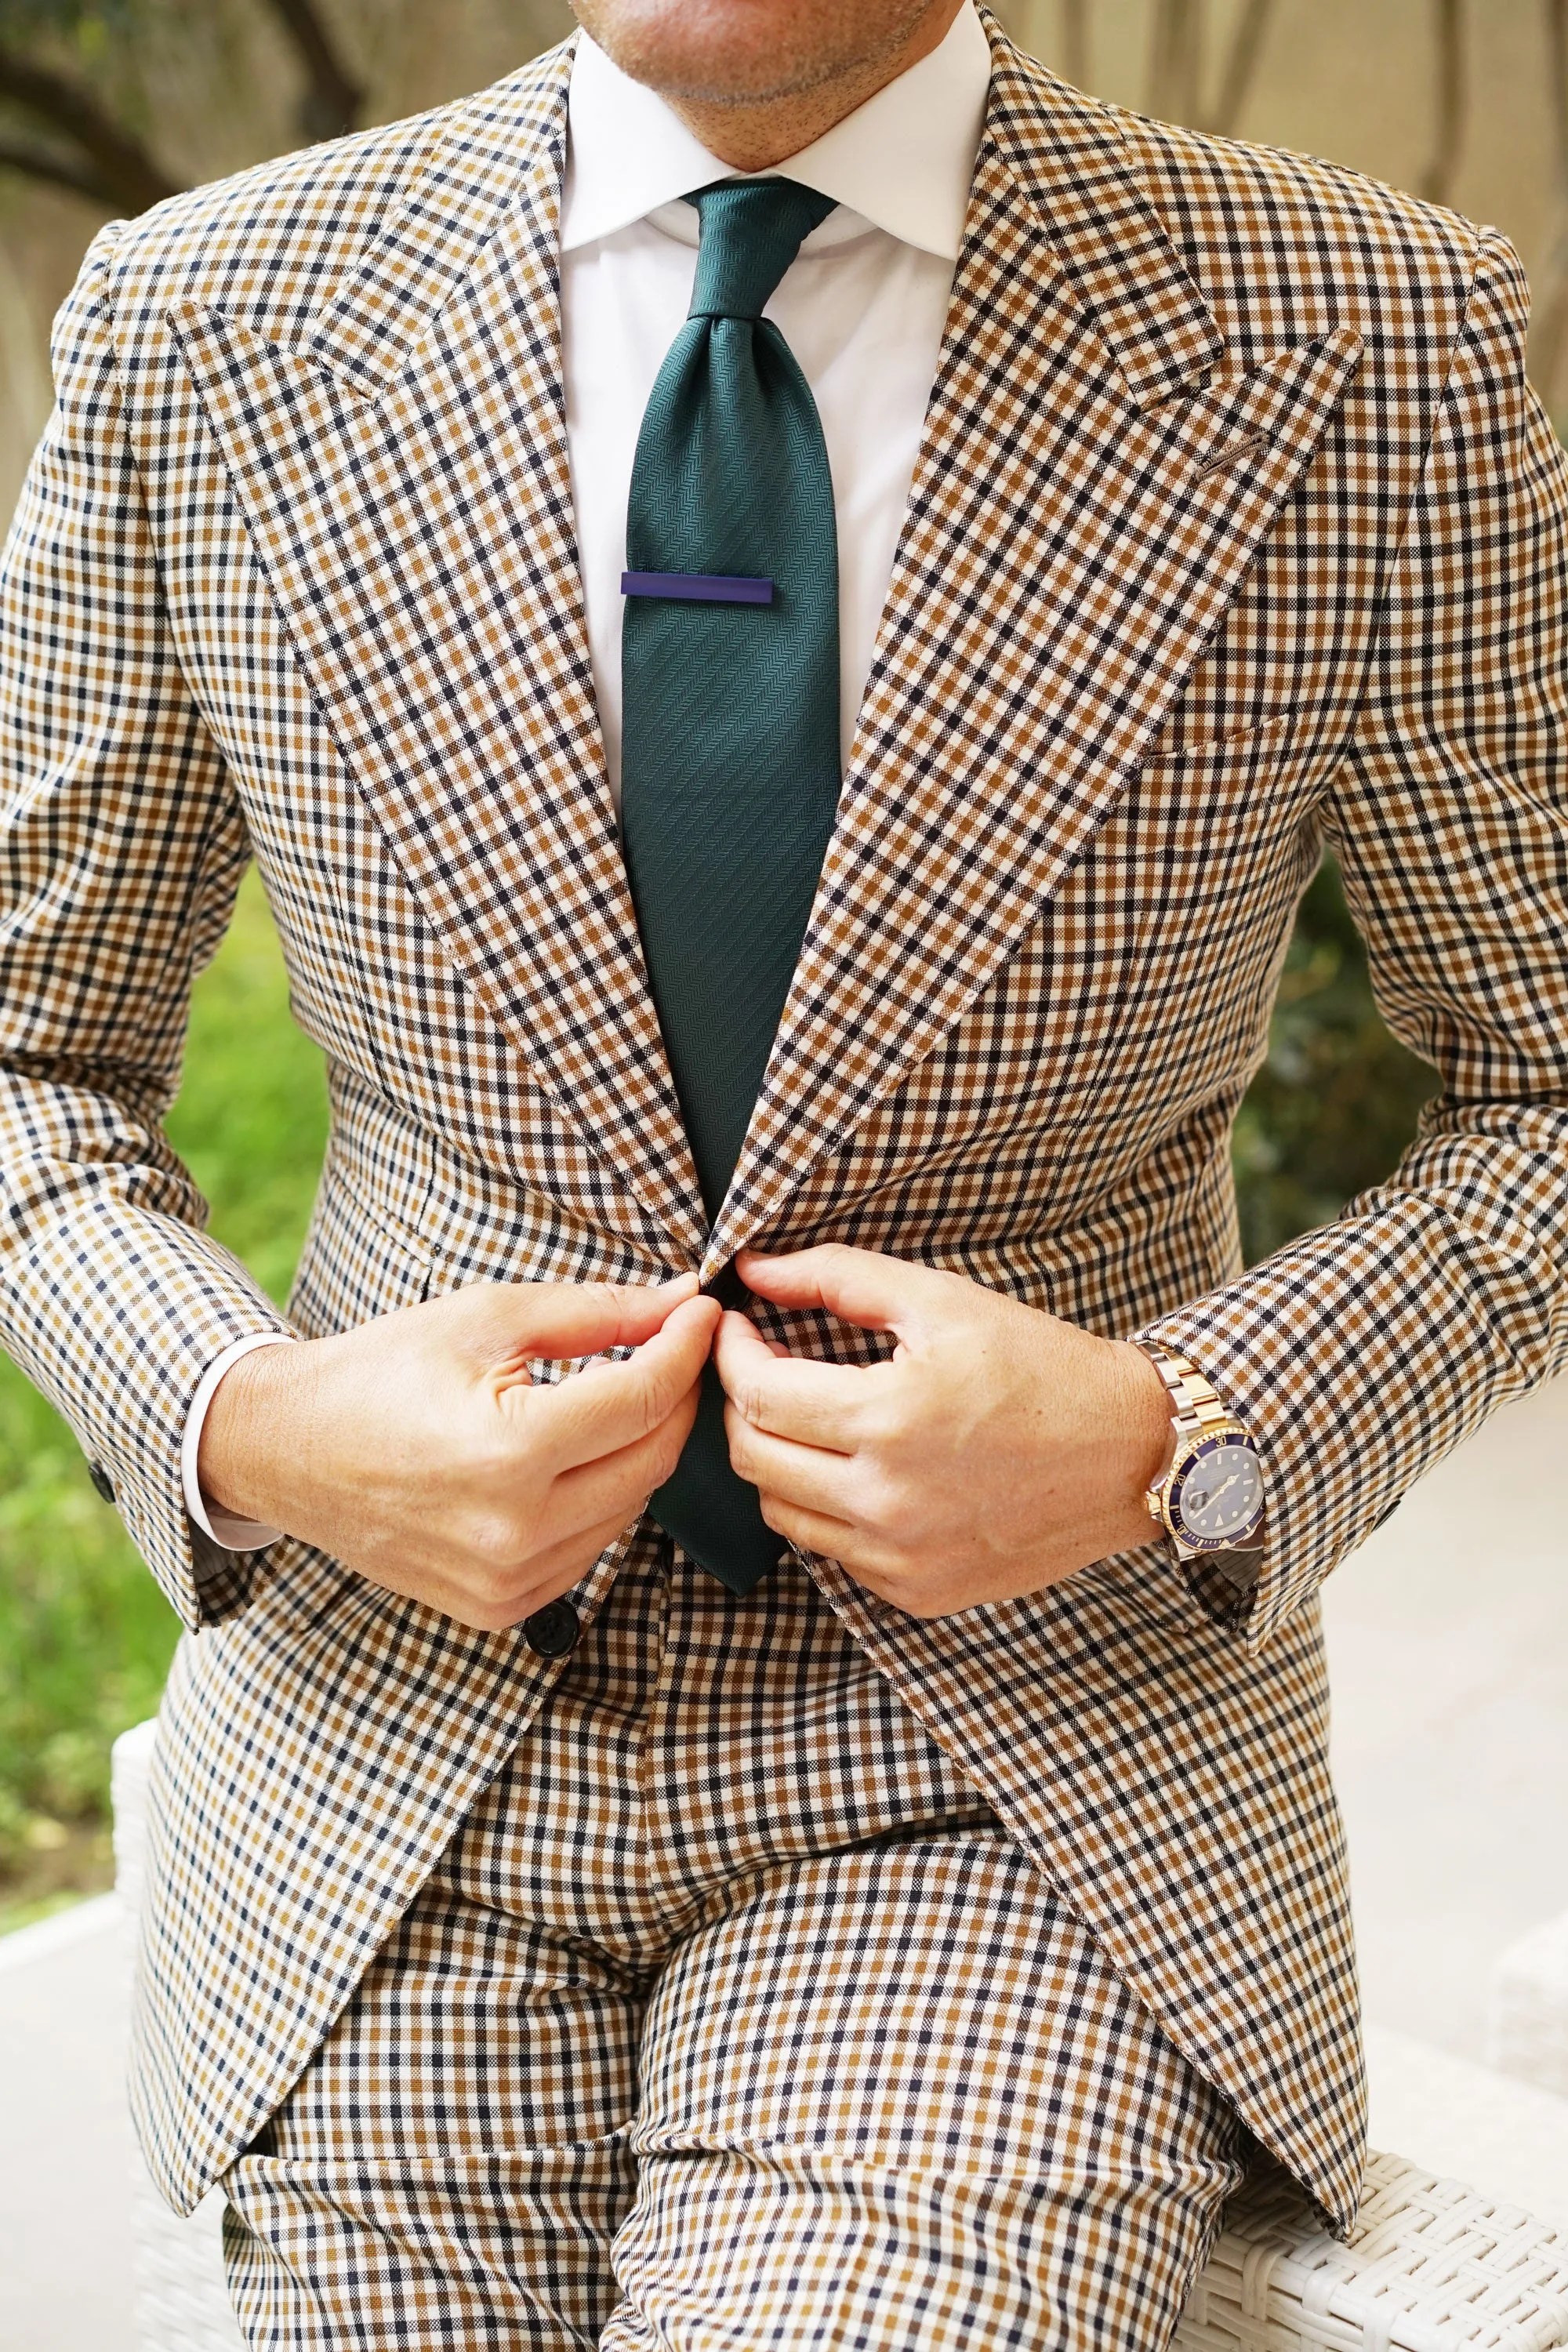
[{"x1": 182, "y1": 1332, "x2": 296, "y2": 1550}]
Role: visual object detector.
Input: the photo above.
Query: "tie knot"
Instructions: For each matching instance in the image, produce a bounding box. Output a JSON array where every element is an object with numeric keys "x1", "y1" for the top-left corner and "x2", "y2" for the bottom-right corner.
[{"x1": 686, "y1": 179, "x2": 837, "y2": 322}]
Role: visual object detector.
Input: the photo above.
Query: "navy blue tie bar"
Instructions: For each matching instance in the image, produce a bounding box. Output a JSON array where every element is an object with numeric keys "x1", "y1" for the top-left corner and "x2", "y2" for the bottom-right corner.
[{"x1": 621, "y1": 571, "x2": 775, "y2": 605}]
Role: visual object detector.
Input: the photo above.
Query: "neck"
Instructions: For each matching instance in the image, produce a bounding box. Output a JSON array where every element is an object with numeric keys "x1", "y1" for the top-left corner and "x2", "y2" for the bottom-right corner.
[{"x1": 659, "y1": 0, "x2": 966, "y2": 172}]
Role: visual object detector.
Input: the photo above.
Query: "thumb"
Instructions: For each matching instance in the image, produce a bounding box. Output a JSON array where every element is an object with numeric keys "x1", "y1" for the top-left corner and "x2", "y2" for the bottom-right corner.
[{"x1": 538, "y1": 1292, "x2": 720, "y2": 1470}]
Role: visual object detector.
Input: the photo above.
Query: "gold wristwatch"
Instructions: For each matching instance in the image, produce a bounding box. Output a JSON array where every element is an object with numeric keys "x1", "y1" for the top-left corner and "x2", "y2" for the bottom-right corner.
[{"x1": 1139, "y1": 1345, "x2": 1266, "y2": 1566}]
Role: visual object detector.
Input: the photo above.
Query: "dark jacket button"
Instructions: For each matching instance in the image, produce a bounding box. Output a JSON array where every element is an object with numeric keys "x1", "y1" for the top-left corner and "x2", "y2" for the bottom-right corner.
[
  {"x1": 523, "y1": 1599, "x2": 579, "y2": 1658},
  {"x1": 88, "y1": 1461, "x2": 115, "y2": 1505}
]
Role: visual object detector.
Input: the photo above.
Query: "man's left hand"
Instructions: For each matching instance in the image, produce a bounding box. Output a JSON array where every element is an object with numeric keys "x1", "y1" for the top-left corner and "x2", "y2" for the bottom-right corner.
[{"x1": 714, "y1": 1245, "x2": 1175, "y2": 1619}]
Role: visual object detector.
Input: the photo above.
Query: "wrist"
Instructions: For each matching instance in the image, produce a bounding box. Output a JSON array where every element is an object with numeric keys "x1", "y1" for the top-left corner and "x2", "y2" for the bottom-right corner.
[
  {"x1": 1089, "y1": 1340, "x2": 1178, "y2": 1556},
  {"x1": 1116, "y1": 1339, "x2": 1178, "y2": 1494},
  {"x1": 198, "y1": 1337, "x2": 314, "y2": 1527}
]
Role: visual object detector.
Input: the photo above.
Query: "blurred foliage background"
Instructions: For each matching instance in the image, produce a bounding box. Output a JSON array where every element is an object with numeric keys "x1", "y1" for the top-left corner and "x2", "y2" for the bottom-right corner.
[
  {"x1": 0, "y1": 877, "x2": 329, "y2": 1927},
  {"x1": 0, "y1": 0, "x2": 1548, "y2": 1919}
]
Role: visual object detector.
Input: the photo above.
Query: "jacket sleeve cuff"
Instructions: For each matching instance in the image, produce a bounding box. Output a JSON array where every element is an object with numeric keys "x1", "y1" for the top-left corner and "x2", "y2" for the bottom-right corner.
[
  {"x1": 1129, "y1": 1302, "x2": 1305, "y2": 1654},
  {"x1": 180, "y1": 1332, "x2": 295, "y2": 1548},
  {"x1": 12, "y1": 1201, "x2": 304, "y2": 1634}
]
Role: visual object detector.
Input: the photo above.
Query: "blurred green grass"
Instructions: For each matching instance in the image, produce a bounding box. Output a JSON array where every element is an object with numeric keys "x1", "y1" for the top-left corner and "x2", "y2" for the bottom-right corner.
[
  {"x1": 0, "y1": 869, "x2": 327, "y2": 1923},
  {"x1": 0, "y1": 848, "x2": 1433, "y2": 1926}
]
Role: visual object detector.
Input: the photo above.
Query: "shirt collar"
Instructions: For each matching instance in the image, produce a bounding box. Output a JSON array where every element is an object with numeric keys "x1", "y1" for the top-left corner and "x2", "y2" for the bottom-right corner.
[{"x1": 561, "y1": 2, "x2": 992, "y2": 261}]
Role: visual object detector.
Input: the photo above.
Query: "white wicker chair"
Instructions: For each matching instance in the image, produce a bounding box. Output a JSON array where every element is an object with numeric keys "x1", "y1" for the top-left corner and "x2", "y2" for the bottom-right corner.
[
  {"x1": 1174, "y1": 2158, "x2": 1568, "y2": 2351},
  {"x1": 111, "y1": 1720, "x2": 1568, "y2": 2352}
]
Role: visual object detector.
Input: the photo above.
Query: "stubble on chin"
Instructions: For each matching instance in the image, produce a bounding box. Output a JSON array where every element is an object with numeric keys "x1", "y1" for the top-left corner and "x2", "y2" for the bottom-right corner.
[{"x1": 568, "y1": 0, "x2": 945, "y2": 111}]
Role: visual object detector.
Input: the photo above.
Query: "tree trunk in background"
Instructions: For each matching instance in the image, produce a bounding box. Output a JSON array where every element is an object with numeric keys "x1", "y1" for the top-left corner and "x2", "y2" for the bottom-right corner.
[
  {"x1": 1204, "y1": 0, "x2": 1276, "y2": 135},
  {"x1": 1530, "y1": 0, "x2": 1568, "y2": 411},
  {"x1": 260, "y1": 0, "x2": 365, "y2": 140},
  {"x1": 0, "y1": 0, "x2": 370, "y2": 212},
  {"x1": 0, "y1": 43, "x2": 182, "y2": 212},
  {"x1": 1419, "y1": 0, "x2": 1466, "y2": 202},
  {"x1": 1148, "y1": 0, "x2": 1204, "y2": 124},
  {"x1": 1060, "y1": 0, "x2": 1090, "y2": 89}
]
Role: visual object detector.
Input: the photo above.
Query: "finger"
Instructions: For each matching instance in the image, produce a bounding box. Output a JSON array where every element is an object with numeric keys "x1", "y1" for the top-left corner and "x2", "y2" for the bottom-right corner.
[
  {"x1": 713, "y1": 1308, "x2": 870, "y2": 1448},
  {"x1": 735, "y1": 1243, "x2": 946, "y2": 1338},
  {"x1": 536, "y1": 1294, "x2": 719, "y2": 1471},
  {"x1": 724, "y1": 1406, "x2": 863, "y2": 1520},
  {"x1": 518, "y1": 1508, "x2": 654, "y2": 1599},
  {"x1": 753, "y1": 1494, "x2": 906, "y2": 1585},
  {"x1": 496, "y1": 1272, "x2": 702, "y2": 1369},
  {"x1": 546, "y1": 1379, "x2": 703, "y2": 1535},
  {"x1": 540, "y1": 1296, "x2": 715, "y2": 1468},
  {"x1": 445, "y1": 1511, "x2": 637, "y2": 1633}
]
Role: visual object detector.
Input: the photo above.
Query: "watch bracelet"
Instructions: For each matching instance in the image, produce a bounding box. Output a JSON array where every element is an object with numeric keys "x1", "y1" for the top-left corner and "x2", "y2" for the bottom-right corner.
[
  {"x1": 1138, "y1": 1343, "x2": 1267, "y2": 1558},
  {"x1": 1143, "y1": 1344, "x2": 1232, "y2": 1436}
]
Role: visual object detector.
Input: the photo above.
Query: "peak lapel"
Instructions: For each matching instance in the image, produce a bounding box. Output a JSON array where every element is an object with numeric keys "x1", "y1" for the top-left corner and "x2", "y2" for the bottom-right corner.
[
  {"x1": 169, "y1": 49, "x2": 707, "y2": 1255},
  {"x1": 710, "y1": 39, "x2": 1361, "y2": 1270}
]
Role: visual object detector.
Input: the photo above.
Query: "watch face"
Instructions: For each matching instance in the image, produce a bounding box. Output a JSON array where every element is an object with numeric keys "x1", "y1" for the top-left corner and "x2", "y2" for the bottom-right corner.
[{"x1": 1171, "y1": 1435, "x2": 1264, "y2": 1547}]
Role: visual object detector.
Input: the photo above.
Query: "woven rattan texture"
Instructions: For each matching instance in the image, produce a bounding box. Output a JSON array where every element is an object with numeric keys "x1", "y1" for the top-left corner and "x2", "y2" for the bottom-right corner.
[{"x1": 1174, "y1": 2151, "x2": 1568, "y2": 2351}]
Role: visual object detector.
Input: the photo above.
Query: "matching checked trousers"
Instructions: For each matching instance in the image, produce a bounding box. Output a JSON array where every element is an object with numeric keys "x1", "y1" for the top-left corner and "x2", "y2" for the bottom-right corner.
[{"x1": 221, "y1": 1540, "x2": 1245, "y2": 2349}]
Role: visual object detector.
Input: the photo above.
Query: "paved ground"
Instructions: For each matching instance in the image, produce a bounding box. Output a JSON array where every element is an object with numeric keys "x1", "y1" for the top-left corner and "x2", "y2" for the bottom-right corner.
[
  {"x1": 0, "y1": 1898, "x2": 135, "y2": 2352},
  {"x1": 3, "y1": 1374, "x2": 1564, "y2": 2349},
  {"x1": 1323, "y1": 1369, "x2": 1568, "y2": 2062}
]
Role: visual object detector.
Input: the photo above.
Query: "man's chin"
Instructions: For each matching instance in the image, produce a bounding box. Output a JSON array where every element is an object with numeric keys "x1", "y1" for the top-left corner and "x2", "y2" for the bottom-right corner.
[{"x1": 568, "y1": 0, "x2": 928, "y2": 111}]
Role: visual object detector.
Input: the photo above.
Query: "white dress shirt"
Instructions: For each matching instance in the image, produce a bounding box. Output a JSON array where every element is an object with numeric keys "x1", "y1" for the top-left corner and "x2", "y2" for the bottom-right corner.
[{"x1": 185, "y1": 2, "x2": 993, "y2": 1548}]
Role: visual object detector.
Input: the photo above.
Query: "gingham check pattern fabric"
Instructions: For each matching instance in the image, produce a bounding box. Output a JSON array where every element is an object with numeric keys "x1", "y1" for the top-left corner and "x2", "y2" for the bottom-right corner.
[
  {"x1": 2, "y1": 7, "x2": 1566, "y2": 2241},
  {"x1": 222, "y1": 1541, "x2": 1244, "y2": 2350}
]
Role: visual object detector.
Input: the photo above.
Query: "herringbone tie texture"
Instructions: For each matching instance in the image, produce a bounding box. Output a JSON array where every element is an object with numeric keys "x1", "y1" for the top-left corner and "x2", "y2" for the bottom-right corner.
[{"x1": 620, "y1": 179, "x2": 841, "y2": 1594}]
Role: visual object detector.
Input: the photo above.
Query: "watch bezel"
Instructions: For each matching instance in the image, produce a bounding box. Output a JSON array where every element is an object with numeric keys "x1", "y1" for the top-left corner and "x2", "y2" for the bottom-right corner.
[{"x1": 1163, "y1": 1425, "x2": 1265, "y2": 1554}]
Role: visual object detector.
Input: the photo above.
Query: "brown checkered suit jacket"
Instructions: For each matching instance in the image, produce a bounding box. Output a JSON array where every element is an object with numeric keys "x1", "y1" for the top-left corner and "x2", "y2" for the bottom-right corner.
[{"x1": 3, "y1": 9, "x2": 1566, "y2": 2236}]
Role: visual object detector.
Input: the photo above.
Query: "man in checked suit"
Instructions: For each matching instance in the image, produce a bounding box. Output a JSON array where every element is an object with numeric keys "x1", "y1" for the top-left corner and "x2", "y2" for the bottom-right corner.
[{"x1": 3, "y1": 0, "x2": 1568, "y2": 2339}]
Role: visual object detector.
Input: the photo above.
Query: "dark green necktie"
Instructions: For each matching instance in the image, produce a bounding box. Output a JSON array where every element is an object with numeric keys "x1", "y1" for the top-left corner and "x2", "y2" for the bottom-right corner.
[{"x1": 620, "y1": 179, "x2": 841, "y2": 1594}]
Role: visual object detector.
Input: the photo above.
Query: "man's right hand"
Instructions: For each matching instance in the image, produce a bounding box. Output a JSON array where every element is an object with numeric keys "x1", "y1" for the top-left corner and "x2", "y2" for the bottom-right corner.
[{"x1": 198, "y1": 1276, "x2": 720, "y2": 1631}]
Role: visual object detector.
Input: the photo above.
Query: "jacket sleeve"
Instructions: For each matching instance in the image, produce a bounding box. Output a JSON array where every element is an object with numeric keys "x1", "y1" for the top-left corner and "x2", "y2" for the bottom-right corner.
[
  {"x1": 0, "y1": 225, "x2": 296, "y2": 1632},
  {"x1": 1137, "y1": 226, "x2": 1568, "y2": 1655}
]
